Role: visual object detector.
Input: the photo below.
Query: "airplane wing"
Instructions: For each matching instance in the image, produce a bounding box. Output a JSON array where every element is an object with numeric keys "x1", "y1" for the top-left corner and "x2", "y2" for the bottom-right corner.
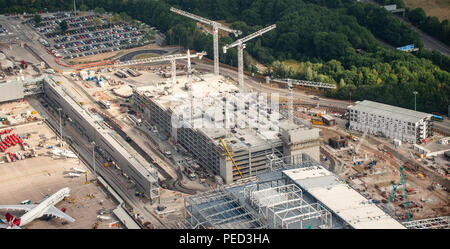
[
  {"x1": 44, "y1": 206, "x2": 75, "y2": 223},
  {"x1": 0, "y1": 204, "x2": 37, "y2": 212}
]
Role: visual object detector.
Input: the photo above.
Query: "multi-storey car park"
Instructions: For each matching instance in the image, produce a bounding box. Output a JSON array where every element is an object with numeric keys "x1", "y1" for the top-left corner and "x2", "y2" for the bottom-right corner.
[
  {"x1": 178, "y1": 153, "x2": 406, "y2": 229},
  {"x1": 41, "y1": 77, "x2": 160, "y2": 203},
  {"x1": 348, "y1": 100, "x2": 433, "y2": 144},
  {"x1": 132, "y1": 73, "x2": 321, "y2": 184}
]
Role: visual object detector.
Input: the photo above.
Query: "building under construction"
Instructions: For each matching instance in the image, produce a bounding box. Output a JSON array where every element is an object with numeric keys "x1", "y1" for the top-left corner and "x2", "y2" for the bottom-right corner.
[
  {"x1": 42, "y1": 77, "x2": 160, "y2": 203},
  {"x1": 133, "y1": 74, "x2": 320, "y2": 184},
  {"x1": 178, "y1": 153, "x2": 406, "y2": 229}
]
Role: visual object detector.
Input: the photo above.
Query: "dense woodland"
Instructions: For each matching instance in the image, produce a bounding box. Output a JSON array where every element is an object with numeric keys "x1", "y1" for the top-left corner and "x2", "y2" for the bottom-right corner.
[{"x1": 0, "y1": 0, "x2": 448, "y2": 114}]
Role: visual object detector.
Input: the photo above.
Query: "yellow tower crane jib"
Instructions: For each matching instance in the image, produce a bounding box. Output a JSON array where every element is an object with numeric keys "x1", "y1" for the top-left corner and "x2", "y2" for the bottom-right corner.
[{"x1": 219, "y1": 138, "x2": 244, "y2": 179}]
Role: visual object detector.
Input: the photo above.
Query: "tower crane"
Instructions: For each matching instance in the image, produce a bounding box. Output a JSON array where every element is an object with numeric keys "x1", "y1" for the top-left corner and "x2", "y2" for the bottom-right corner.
[
  {"x1": 170, "y1": 7, "x2": 242, "y2": 76},
  {"x1": 287, "y1": 79, "x2": 293, "y2": 122},
  {"x1": 223, "y1": 24, "x2": 277, "y2": 92},
  {"x1": 113, "y1": 51, "x2": 206, "y2": 86}
]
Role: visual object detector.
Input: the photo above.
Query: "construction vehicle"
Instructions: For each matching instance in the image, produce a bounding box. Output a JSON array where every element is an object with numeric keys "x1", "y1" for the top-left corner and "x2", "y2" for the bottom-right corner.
[
  {"x1": 385, "y1": 145, "x2": 411, "y2": 222},
  {"x1": 310, "y1": 118, "x2": 323, "y2": 125},
  {"x1": 127, "y1": 68, "x2": 141, "y2": 77},
  {"x1": 20, "y1": 60, "x2": 28, "y2": 69}
]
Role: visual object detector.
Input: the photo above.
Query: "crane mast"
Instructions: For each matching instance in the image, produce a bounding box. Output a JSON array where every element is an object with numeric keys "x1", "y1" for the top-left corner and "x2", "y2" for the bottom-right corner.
[
  {"x1": 287, "y1": 79, "x2": 293, "y2": 122},
  {"x1": 170, "y1": 7, "x2": 242, "y2": 76},
  {"x1": 223, "y1": 24, "x2": 276, "y2": 92}
]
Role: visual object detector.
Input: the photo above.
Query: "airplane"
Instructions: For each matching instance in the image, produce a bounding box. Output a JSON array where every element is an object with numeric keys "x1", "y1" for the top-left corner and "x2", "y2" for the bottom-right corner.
[
  {"x1": 0, "y1": 187, "x2": 75, "y2": 229},
  {"x1": 71, "y1": 167, "x2": 86, "y2": 174},
  {"x1": 67, "y1": 172, "x2": 81, "y2": 177}
]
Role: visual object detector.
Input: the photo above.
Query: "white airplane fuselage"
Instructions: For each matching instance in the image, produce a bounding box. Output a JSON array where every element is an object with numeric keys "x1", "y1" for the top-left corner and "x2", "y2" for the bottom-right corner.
[{"x1": 17, "y1": 187, "x2": 70, "y2": 227}]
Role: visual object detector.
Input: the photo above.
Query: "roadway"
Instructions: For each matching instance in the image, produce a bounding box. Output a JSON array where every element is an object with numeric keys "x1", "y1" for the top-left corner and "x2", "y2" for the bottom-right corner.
[{"x1": 361, "y1": 0, "x2": 450, "y2": 56}]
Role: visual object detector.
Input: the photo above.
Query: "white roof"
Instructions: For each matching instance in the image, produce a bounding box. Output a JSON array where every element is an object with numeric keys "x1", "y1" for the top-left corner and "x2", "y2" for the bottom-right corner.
[
  {"x1": 283, "y1": 166, "x2": 406, "y2": 229},
  {"x1": 348, "y1": 100, "x2": 431, "y2": 124}
]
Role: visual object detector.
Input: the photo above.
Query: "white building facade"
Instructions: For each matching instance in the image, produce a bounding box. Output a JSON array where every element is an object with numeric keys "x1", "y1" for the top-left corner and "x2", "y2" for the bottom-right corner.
[{"x1": 348, "y1": 100, "x2": 433, "y2": 144}]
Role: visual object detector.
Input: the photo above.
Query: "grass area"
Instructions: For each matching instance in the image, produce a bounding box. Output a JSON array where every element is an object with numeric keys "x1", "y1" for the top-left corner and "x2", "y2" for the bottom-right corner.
[
  {"x1": 403, "y1": 0, "x2": 450, "y2": 21},
  {"x1": 133, "y1": 53, "x2": 160, "y2": 60}
]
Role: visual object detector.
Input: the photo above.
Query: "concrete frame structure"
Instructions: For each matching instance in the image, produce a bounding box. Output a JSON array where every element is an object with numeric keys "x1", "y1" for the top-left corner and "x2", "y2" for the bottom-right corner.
[
  {"x1": 133, "y1": 74, "x2": 320, "y2": 184},
  {"x1": 42, "y1": 77, "x2": 159, "y2": 203},
  {"x1": 348, "y1": 100, "x2": 433, "y2": 144}
]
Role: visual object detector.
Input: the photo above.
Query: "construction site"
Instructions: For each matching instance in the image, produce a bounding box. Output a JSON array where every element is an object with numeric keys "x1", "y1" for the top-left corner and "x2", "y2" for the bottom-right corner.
[{"x1": 0, "y1": 7, "x2": 448, "y2": 230}]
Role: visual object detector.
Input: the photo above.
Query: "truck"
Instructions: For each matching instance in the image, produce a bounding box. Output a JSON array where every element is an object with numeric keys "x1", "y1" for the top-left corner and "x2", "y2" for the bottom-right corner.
[
  {"x1": 127, "y1": 68, "x2": 141, "y2": 77},
  {"x1": 164, "y1": 150, "x2": 172, "y2": 159},
  {"x1": 99, "y1": 100, "x2": 111, "y2": 109},
  {"x1": 115, "y1": 70, "x2": 128, "y2": 78},
  {"x1": 127, "y1": 114, "x2": 142, "y2": 126},
  {"x1": 20, "y1": 60, "x2": 28, "y2": 69}
]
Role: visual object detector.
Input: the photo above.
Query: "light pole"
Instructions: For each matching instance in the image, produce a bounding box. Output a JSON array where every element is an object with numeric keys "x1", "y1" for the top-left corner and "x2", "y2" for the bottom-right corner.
[
  {"x1": 57, "y1": 108, "x2": 63, "y2": 147},
  {"x1": 91, "y1": 141, "x2": 96, "y2": 180},
  {"x1": 413, "y1": 91, "x2": 418, "y2": 111}
]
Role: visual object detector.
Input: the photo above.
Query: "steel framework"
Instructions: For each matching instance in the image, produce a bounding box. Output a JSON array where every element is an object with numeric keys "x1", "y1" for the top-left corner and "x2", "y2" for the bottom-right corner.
[
  {"x1": 402, "y1": 216, "x2": 449, "y2": 229},
  {"x1": 270, "y1": 78, "x2": 337, "y2": 89},
  {"x1": 244, "y1": 184, "x2": 332, "y2": 229},
  {"x1": 183, "y1": 188, "x2": 265, "y2": 229}
]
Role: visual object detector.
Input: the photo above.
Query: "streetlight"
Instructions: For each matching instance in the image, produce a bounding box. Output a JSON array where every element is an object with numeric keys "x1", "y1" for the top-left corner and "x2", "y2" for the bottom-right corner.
[
  {"x1": 57, "y1": 108, "x2": 63, "y2": 147},
  {"x1": 413, "y1": 91, "x2": 418, "y2": 111},
  {"x1": 91, "y1": 141, "x2": 96, "y2": 180}
]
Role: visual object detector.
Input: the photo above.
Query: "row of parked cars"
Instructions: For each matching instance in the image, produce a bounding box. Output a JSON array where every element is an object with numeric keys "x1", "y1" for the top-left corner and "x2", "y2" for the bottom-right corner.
[
  {"x1": 26, "y1": 12, "x2": 150, "y2": 60},
  {"x1": 29, "y1": 13, "x2": 97, "y2": 34}
]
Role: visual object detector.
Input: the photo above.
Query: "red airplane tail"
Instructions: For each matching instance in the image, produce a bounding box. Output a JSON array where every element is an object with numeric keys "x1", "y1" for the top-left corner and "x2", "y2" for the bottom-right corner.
[{"x1": 5, "y1": 213, "x2": 21, "y2": 227}]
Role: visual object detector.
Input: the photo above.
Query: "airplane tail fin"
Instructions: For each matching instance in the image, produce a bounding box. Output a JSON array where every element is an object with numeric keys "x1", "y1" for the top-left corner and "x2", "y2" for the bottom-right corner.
[{"x1": 5, "y1": 213, "x2": 21, "y2": 227}]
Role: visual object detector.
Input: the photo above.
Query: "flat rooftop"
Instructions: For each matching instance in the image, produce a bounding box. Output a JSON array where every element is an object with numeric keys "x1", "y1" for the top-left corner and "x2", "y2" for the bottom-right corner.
[
  {"x1": 135, "y1": 74, "x2": 308, "y2": 151},
  {"x1": 283, "y1": 166, "x2": 406, "y2": 229},
  {"x1": 348, "y1": 100, "x2": 432, "y2": 124}
]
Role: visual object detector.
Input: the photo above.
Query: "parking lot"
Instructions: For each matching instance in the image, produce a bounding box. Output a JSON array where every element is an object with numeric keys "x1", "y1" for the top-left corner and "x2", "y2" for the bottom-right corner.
[{"x1": 24, "y1": 12, "x2": 155, "y2": 60}]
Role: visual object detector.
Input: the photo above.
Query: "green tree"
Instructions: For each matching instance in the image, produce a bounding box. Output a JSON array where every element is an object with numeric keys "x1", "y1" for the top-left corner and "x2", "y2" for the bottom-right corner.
[
  {"x1": 59, "y1": 20, "x2": 68, "y2": 33},
  {"x1": 80, "y1": 4, "x2": 88, "y2": 12},
  {"x1": 33, "y1": 14, "x2": 41, "y2": 24}
]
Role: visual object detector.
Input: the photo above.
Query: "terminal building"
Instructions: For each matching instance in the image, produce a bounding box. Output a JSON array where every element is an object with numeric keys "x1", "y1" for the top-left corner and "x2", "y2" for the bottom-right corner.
[
  {"x1": 178, "y1": 154, "x2": 406, "y2": 229},
  {"x1": 133, "y1": 74, "x2": 320, "y2": 184},
  {"x1": 348, "y1": 100, "x2": 433, "y2": 144},
  {"x1": 42, "y1": 77, "x2": 160, "y2": 203}
]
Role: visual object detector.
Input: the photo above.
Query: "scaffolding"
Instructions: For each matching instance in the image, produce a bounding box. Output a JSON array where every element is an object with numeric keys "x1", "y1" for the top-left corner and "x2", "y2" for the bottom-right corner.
[
  {"x1": 183, "y1": 188, "x2": 265, "y2": 229},
  {"x1": 244, "y1": 184, "x2": 332, "y2": 229},
  {"x1": 266, "y1": 153, "x2": 319, "y2": 172},
  {"x1": 402, "y1": 216, "x2": 449, "y2": 229}
]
